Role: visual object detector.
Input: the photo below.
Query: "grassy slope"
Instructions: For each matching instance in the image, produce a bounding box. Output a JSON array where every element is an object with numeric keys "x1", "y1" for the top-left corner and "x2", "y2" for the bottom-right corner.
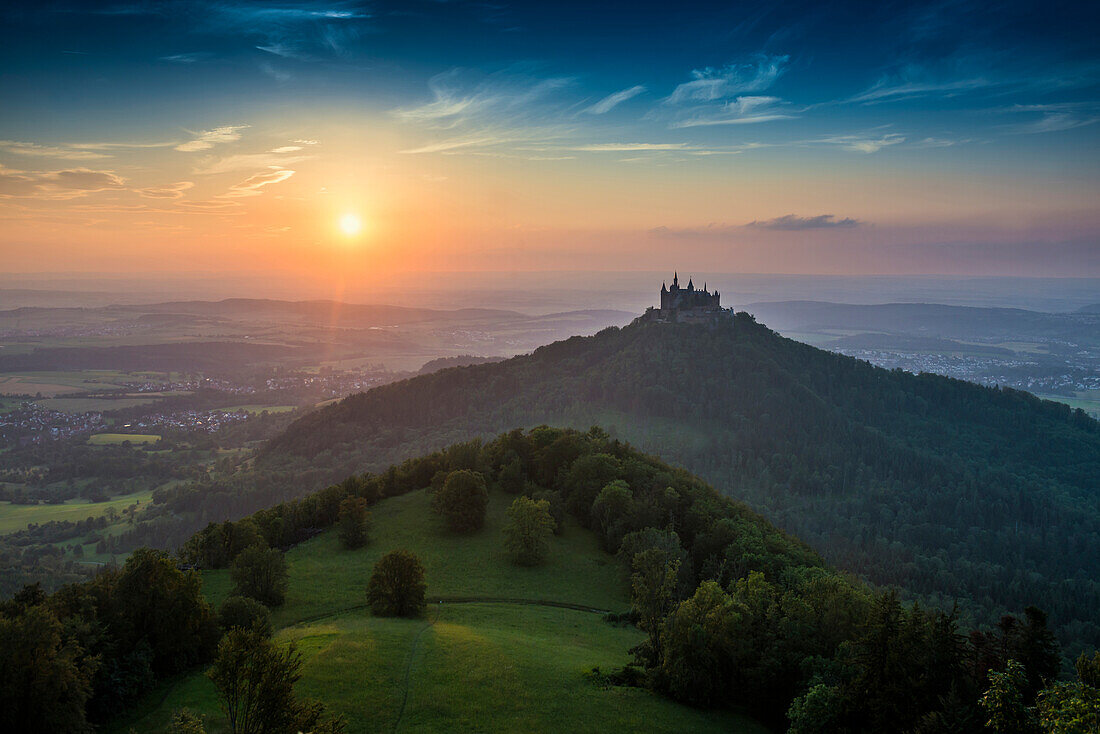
[
  {"x1": 0, "y1": 487, "x2": 155, "y2": 534},
  {"x1": 113, "y1": 487, "x2": 766, "y2": 733}
]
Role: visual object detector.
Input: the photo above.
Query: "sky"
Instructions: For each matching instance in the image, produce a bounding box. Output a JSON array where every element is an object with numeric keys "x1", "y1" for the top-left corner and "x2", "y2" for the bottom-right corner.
[{"x1": 1, "y1": 0, "x2": 1098, "y2": 281}]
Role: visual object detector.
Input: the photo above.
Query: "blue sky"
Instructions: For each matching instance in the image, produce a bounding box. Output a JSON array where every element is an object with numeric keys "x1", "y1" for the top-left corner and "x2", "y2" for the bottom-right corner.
[{"x1": 1, "y1": 0, "x2": 1098, "y2": 276}]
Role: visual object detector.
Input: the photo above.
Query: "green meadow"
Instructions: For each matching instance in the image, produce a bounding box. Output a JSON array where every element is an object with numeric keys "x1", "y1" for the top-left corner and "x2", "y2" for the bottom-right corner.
[
  {"x1": 0, "y1": 487, "x2": 155, "y2": 535},
  {"x1": 87, "y1": 432, "x2": 162, "y2": 445},
  {"x1": 113, "y1": 487, "x2": 767, "y2": 734}
]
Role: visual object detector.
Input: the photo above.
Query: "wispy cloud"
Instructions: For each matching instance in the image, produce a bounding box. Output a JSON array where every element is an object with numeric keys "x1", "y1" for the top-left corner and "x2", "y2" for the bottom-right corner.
[
  {"x1": 160, "y1": 52, "x2": 210, "y2": 63},
  {"x1": 813, "y1": 132, "x2": 906, "y2": 153},
  {"x1": 570, "y1": 142, "x2": 695, "y2": 152},
  {"x1": 1003, "y1": 103, "x2": 1100, "y2": 134},
  {"x1": 394, "y1": 69, "x2": 577, "y2": 155},
  {"x1": 585, "y1": 85, "x2": 645, "y2": 114},
  {"x1": 669, "y1": 95, "x2": 797, "y2": 128},
  {"x1": 746, "y1": 214, "x2": 862, "y2": 230},
  {"x1": 0, "y1": 140, "x2": 111, "y2": 160},
  {"x1": 175, "y1": 125, "x2": 249, "y2": 152},
  {"x1": 0, "y1": 165, "x2": 127, "y2": 199},
  {"x1": 217, "y1": 168, "x2": 295, "y2": 198},
  {"x1": 136, "y1": 181, "x2": 194, "y2": 199},
  {"x1": 659, "y1": 55, "x2": 796, "y2": 128},
  {"x1": 665, "y1": 55, "x2": 789, "y2": 104},
  {"x1": 194, "y1": 151, "x2": 312, "y2": 174},
  {"x1": 269, "y1": 145, "x2": 304, "y2": 153},
  {"x1": 850, "y1": 74, "x2": 991, "y2": 104}
]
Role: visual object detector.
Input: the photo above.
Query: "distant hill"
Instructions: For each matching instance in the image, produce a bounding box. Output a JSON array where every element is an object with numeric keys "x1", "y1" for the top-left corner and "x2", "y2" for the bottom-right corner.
[
  {"x1": 1078, "y1": 303, "x2": 1100, "y2": 314},
  {"x1": 745, "y1": 300, "x2": 1100, "y2": 346},
  {"x1": 266, "y1": 313, "x2": 1100, "y2": 657},
  {"x1": 418, "y1": 355, "x2": 506, "y2": 374}
]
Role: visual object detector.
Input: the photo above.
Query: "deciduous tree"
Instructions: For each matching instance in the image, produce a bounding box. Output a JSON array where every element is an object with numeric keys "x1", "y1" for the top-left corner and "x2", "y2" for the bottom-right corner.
[
  {"x1": 367, "y1": 550, "x2": 426, "y2": 617},
  {"x1": 230, "y1": 546, "x2": 288, "y2": 607},
  {"x1": 503, "y1": 496, "x2": 556, "y2": 565},
  {"x1": 432, "y1": 470, "x2": 488, "y2": 532}
]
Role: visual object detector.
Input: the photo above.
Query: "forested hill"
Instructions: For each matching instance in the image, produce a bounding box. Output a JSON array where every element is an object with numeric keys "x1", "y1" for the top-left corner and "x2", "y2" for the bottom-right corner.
[{"x1": 264, "y1": 312, "x2": 1100, "y2": 658}]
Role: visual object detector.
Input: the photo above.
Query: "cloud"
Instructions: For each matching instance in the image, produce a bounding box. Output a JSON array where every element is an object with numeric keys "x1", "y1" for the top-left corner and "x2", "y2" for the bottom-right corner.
[
  {"x1": 394, "y1": 69, "x2": 574, "y2": 125},
  {"x1": 269, "y1": 145, "x2": 304, "y2": 153},
  {"x1": 194, "y1": 152, "x2": 311, "y2": 174},
  {"x1": 44, "y1": 168, "x2": 127, "y2": 190},
  {"x1": 0, "y1": 140, "x2": 111, "y2": 160},
  {"x1": 746, "y1": 214, "x2": 862, "y2": 230},
  {"x1": 651, "y1": 214, "x2": 863, "y2": 238},
  {"x1": 136, "y1": 181, "x2": 194, "y2": 199},
  {"x1": 813, "y1": 132, "x2": 906, "y2": 153},
  {"x1": 160, "y1": 52, "x2": 210, "y2": 63},
  {"x1": 670, "y1": 95, "x2": 797, "y2": 128},
  {"x1": 585, "y1": 85, "x2": 645, "y2": 114},
  {"x1": 175, "y1": 125, "x2": 249, "y2": 152},
  {"x1": 665, "y1": 55, "x2": 789, "y2": 105},
  {"x1": 570, "y1": 142, "x2": 695, "y2": 152},
  {"x1": 0, "y1": 165, "x2": 127, "y2": 199},
  {"x1": 394, "y1": 69, "x2": 577, "y2": 155},
  {"x1": 660, "y1": 56, "x2": 795, "y2": 129},
  {"x1": 293, "y1": 139, "x2": 320, "y2": 145},
  {"x1": 1003, "y1": 104, "x2": 1100, "y2": 134},
  {"x1": 850, "y1": 75, "x2": 991, "y2": 104},
  {"x1": 217, "y1": 168, "x2": 295, "y2": 198},
  {"x1": 0, "y1": 166, "x2": 40, "y2": 197}
]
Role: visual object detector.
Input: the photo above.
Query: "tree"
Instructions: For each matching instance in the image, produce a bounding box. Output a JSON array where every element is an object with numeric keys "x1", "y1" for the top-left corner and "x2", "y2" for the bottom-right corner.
[
  {"x1": 590, "y1": 480, "x2": 633, "y2": 550},
  {"x1": 112, "y1": 547, "x2": 220, "y2": 674},
  {"x1": 208, "y1": 627, "x2": 343, "y2": 734},
  {"x1": 980, "y1": 660, "x2": 1039, "y2": 734},
  {"x1": 432, "y1": 470, "x2": 488, "y2": 532},
  {"x1": 503, "y1": 496, "x2": 556, "y2": 566},
  {"x1": 367, "y1": 550, "x2": 426, "y2": 617},
  {"x1": 630, "y1": 548, "x2": 681, "y2": 667},
  {"x1": 230, "y1": 546, "x2": 289, "y2": 607},
  {"x1": 219, "y1": 596, "x2": 272, "y2": 637},
  {"x1": 0, "y1": 604, "x2": 96, "y2": 734},
  {"x1": 337, "y1": 496, "x2": 371, "y2": 550},
  {"x1": 167, "y1": 709, "x2": 207, "y2": 734},
  {"x1": 497, "y1": 456, "x2": 525, "y2": 494},
  {"x1": 531, "y1": 489, "x2": 566, "y2": 535},
  {"x1": 659, "y1": 581, "x2": 738, "y2": 706}
]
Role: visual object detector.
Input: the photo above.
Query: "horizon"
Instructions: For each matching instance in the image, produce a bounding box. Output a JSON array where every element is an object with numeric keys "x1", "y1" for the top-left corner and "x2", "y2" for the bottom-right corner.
[{"x1": 3, "y1": 1, "x2": 1099, "y2": 280}]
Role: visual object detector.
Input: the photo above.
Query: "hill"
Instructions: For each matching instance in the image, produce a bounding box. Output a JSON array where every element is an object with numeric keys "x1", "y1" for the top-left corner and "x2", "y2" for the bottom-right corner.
[
  {"x1": 9, "y1": 427, "x2": 1080, "y2": 733},
  {"x1": 111, "y1": 485, "x2": 766, "y2": 733},
  {"x1": 265, "y1": 313, "x2": 1100, "y2": 658},
  {"x1": 744, "y1": 300, "x2": 1100, "y2": 346}
]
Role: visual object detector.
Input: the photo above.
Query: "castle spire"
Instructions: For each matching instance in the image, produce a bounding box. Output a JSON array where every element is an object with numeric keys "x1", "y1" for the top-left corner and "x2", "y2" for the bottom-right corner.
[{"x1": 673, "y1": 272, "x2": 679, "y2": 287}]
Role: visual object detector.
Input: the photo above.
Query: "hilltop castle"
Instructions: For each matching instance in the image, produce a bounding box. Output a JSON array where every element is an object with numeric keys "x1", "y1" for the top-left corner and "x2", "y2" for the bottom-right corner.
[{"x1": 644, "y1": 273, "x2": 730, "y2": 323}]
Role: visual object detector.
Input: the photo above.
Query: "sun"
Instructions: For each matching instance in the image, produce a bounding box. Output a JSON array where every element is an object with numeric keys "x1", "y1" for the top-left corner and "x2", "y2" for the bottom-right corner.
[{"x1": 339, "y1": 213, "x2": 362, "y2": 236}]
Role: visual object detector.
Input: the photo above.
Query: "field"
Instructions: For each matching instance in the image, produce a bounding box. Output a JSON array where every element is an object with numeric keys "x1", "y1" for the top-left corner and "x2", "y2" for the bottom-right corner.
[
  {"x1": 1039, "y1": 390, "x2": 1100, "y2": 418},
  {"x1": 222, "y1": 404, "x2": 298, "y2": 414},
  {"x1": 87, "y1": 432, "x2": 162, "y2": 445},
  {"x1": 112, "y1": 487, "x2": 766, "y2": 734},
  {"x1": 0, "y1": 487, "x2": 155, "y2": 535}
]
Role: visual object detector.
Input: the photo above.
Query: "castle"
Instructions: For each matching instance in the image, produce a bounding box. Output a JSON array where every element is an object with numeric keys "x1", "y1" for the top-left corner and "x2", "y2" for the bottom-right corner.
[{"x1": 644, "y1": 273, "x2": 730, "y2": 323}]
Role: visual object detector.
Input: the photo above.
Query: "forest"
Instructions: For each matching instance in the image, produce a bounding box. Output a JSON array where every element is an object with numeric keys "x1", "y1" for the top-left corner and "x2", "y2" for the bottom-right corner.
[
  {"x1": 4, "y1": 427, "x2": 1095, "y2": 733},
  {"x1": 263, "y1": 314, "x2": 1100, "y2": 661}
]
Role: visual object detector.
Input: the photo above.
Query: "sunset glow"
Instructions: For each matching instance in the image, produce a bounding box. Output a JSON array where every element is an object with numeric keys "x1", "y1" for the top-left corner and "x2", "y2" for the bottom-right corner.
[{"x1": 0, "y1": 2, "x2": 1097, "y2": 281}]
